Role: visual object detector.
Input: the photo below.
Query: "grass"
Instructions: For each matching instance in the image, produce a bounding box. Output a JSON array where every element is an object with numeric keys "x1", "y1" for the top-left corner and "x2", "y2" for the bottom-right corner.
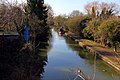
[
  {"x1": 79, "y1": 39, "x2": 120, "y2": 72},
  {"x1": 82, "y1": 39, "x2": 103, "y2": 47}
]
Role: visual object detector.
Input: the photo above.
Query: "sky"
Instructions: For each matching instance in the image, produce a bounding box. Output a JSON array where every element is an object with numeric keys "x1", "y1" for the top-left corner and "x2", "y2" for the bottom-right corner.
[
  {"x1": 9, "y1": 0, "x2": 120, "y2": 16},
  {"x1": 44, "y1": 0, "x2": 120, "y2": 16}
]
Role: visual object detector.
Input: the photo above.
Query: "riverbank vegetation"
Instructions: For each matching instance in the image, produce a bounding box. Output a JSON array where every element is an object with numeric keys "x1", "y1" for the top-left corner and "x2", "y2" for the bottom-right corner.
[
  {"x1": 53, "y1": 1, "x2": 120, "y2": 52},
  {"x1": 0, "y1": 0, "x2": 53, "y2": 45},
  {"x1": 0, "y1": 0, "x2": 53, "y2": 80}
]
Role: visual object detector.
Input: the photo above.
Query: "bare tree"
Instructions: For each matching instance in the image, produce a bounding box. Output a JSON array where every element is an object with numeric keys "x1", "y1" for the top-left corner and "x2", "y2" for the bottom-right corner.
[
  {"x1": 107, "y1": 2, "x2": 119, "y2": 15},
  {"x1": 0, "y1": 0, "x2": 23, "y2": 31},
  {"x1": 84, "y1": 3, "x2": 92, "y2": 15},
  {"x1": 85, "y1": 1, "x2": 99, "y2": 17},
  {"x1": 85, "y1": 1, "x2": 120, "y2": 17}
]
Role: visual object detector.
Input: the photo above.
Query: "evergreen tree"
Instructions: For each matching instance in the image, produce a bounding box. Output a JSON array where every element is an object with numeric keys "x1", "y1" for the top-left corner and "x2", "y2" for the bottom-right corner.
[
  {"x1": 24, "y1": 0, "x2": 49, "y2": 45},
  {"x1": 26, "y1": 0, "x2": 48, "y2": 26}
]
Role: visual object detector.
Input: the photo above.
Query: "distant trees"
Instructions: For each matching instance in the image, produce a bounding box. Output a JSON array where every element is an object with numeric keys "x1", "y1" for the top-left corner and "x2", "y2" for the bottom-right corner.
[
  {"x1": 53, "y1": 10, "x2": 84, "y2": 35},
  {"x1": 53, "y1": 15, "x2": 67, "y2": 29},
  {"x1": 65, "y1": 15, "x2": 83, "y2": 35},
  {"x1": 69, "y1": 10, "x2": 83, "y2": 17},
  {"x1": 53, "y1": 1, "x2": 120, "y2": 49}
]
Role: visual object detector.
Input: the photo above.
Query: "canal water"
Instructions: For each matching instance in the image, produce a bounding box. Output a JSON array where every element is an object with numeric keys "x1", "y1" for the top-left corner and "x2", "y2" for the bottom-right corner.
[
  {"x1": 1, "y1": 29, "x2": 120, "y2": 80},
  {"x1": 41, "y1": 29, "x2": 120, "y2": 80}
]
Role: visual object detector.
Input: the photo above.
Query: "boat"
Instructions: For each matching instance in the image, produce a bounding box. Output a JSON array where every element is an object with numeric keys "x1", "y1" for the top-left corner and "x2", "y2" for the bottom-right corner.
[{"x1": 57, "y1": 28, "x2": 65, "y2": 35}]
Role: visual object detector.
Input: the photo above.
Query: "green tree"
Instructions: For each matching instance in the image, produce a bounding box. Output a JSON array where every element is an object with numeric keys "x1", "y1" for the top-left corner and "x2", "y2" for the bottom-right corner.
[
  {"x1": 53, "y1": 15, "x2": 67, "y2": 28},
  {"x1": 98, "y1": 18, "x2": 120, "y2": 47},
  {"x1": 78, "y1": 16, "x2": 91, "y2": 37},
  {"x1": 65, "y1": 16, "x2": 82, "y2": 35},
  {"x1": 83, "y1": 18, "x2": 101, "y2": 40},
  {"x1": 24, "y1": 0, "x2": 51, "y2": 45},
  {"x1": 25, "y1": 0, "x2": 48, "y2": 26}
]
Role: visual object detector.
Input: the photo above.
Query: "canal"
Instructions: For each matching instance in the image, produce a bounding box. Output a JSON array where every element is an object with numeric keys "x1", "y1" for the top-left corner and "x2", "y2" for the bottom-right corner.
[
  {"x1": 1, "y1": 29, "x2": 120, "y2": 80},
  {"x1": 41, "y1": 29, "x2": 120, "y2": 80}
]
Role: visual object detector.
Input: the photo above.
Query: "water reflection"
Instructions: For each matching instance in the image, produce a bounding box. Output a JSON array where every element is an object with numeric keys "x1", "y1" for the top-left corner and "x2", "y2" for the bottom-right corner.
[
  {"x1": 64, "y1": 36, "x2": 120, "y2": 80},
  {"x1": 0, "y1": 36, "x2": 51, "y2": 80}
]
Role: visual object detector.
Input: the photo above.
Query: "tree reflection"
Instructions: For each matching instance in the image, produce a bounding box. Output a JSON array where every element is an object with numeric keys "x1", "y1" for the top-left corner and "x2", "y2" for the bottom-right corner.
[
  {"x1": 64, "y1": 36, "x2": 82, "y2": 51},
  {"x1": 64, "y1": 36, "x2": 120, "y2": 78},
  {"x1": 0, "y1": 36, "x2": 51, "y2": 80}
]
